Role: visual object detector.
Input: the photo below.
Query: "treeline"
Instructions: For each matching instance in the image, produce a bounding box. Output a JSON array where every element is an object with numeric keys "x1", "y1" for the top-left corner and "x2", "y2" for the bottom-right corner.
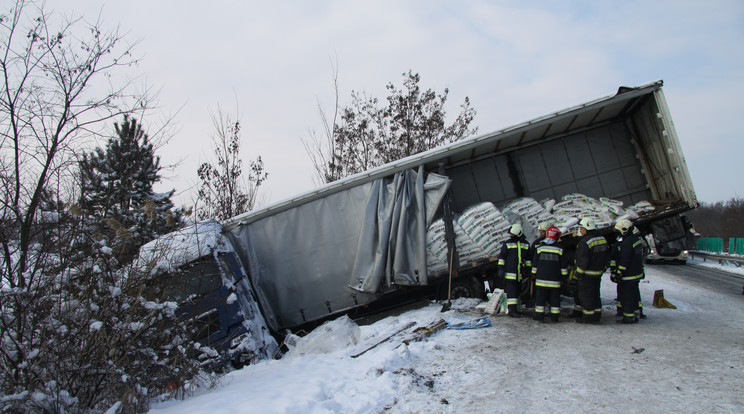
[{"x1": 685, "y1": 197, "x2": 744, "y2": 241}]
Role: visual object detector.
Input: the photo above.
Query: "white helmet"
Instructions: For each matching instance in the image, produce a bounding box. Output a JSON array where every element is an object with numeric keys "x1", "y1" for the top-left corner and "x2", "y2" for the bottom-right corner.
[
  {"x1": 537, "y1": 221, "x2": 550, "y2": 232},
  {"x1": 579, "y1": 218, "x2": 597, "y2": 231},
  {"x1": 509, "y1": 223, "x2": 523, "y2": 237},
  {"x1": 615, "y1": 219, "x2": 633, "y2": 235}
]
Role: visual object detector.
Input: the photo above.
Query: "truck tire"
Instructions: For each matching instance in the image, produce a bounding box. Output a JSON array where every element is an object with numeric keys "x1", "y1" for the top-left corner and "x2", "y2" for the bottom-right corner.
[{"x1": 449, "y1": 276, "x2": 485, "y2": 300}]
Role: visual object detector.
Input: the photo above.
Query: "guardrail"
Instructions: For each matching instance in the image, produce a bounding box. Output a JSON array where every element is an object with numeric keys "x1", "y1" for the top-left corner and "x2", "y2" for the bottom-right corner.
[
  {"x1": 696, "y1": 238, "x2": 744, "y2": 255},
  {"x1": 689, "y1": 250, "x2": 744, "y2": 267}
]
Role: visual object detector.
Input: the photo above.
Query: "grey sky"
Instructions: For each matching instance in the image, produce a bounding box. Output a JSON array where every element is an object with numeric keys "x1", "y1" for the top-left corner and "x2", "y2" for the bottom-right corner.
[{"x1": 66, "y1": 0, "x2": 744, "y2": 205}]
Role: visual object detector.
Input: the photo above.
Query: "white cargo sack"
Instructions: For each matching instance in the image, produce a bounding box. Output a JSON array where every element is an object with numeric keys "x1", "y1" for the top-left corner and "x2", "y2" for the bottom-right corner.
[{"x1": 476, "y1": 288, "x2": 508, "y2": 315}]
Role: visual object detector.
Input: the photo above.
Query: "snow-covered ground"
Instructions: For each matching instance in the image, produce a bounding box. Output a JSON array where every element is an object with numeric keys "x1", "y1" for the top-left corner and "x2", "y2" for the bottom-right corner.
[
  {"x1": 689, "y1": 255, "x2": 744, "y2": 276},
  {"x1": 150, "y1": 261, "x2": 744, "y2": 413}
]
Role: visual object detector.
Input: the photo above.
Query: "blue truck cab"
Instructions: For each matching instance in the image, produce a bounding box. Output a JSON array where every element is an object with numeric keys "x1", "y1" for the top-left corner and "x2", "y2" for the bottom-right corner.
[{"x1": 137, "y1": 220, "x2": 277, "y2": 370}]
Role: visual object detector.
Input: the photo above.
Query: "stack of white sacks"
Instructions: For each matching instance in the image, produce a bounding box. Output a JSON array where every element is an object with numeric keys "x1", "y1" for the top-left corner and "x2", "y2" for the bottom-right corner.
[
  {"x1": 426, "y1": 202, "x2": 511, "y2": 273},
  {"x1": 425, "y1": 193, "x2": 655, "y2": 273}
]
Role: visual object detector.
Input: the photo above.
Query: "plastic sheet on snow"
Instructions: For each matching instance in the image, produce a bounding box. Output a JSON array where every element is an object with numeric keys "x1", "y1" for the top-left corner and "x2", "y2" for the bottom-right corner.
[
  {"x1": 284, "y1": 315, "x2": 361, "y2": 358},
  {"x1": 445, "y1": 316, "x2": 492, "y2": 329}
]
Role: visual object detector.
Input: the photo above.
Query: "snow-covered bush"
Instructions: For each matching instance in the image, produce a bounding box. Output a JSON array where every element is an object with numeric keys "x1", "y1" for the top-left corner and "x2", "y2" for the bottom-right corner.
[
  {"x1": 0, "y1": 2, "x2": 206, "y2": 411},
  {"x1": 0, "y1": 210, "x2": 211, "y2": 413}
]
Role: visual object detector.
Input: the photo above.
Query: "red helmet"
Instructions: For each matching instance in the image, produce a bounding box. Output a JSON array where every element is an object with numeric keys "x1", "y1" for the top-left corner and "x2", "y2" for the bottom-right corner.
[{"x1": 546, "y1": 226, "x2": 561, "y2": 240}]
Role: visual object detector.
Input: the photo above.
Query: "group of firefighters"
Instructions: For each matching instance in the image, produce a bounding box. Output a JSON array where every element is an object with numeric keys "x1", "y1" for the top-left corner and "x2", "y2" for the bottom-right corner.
[{"x1": 497, "y1": 217, "x2": 646, "y2": 324}]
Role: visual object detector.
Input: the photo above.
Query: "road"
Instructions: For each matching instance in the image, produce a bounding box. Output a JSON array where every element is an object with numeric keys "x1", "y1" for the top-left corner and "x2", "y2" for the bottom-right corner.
[
  {"x1": 384, "y1": 263, "x2": 744, "y2": 413},
  {"x1": 649, "y1": 262, "x2": 744, "y2": 298}
]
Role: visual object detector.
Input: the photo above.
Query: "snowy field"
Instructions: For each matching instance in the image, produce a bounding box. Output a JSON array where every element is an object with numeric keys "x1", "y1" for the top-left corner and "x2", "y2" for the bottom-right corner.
[{"x1": 150, "y1": 261, "x2": 744, "y2": 414}]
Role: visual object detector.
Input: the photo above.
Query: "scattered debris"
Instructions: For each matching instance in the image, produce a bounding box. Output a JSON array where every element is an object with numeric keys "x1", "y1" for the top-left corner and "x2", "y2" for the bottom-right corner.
[
  {"x1": 351, "y1": 322, "x2": 416, "y2": 358},
  {"x1": 475, "y1": 288, "x2": 507, "y2": 315},
  {"x1": 445, "y1": 316, "x2": 492, "y2": 330},
  {"x1": 402, "y1": 319, "x2": 447, "y2": 345}
]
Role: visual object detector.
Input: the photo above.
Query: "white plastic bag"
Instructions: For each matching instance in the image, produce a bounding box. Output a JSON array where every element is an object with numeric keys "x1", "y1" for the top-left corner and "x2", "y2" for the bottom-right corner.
[{"x1": 284, "y1": 315, "x2": 361, "y2": 357}]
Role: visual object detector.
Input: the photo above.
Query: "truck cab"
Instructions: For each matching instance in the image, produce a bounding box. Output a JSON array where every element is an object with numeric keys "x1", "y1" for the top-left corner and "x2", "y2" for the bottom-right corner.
[
  {"x1": 137, "y1": 220, "x2": 277, "y2": 371},
  {"x1": 640, "y1": 214, "x2": 698, "y2": 264}
]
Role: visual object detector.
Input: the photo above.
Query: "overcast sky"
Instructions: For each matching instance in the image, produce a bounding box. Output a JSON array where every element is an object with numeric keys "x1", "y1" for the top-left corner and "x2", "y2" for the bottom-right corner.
[{"x1": 65, "y1": 0, "x2": 744, "y2": 206}]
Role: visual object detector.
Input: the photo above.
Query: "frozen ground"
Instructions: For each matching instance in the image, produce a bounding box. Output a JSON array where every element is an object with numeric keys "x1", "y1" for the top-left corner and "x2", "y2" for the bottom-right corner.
[{"x1": 150, "y1": 261, "x2": 744, "y2": 414}]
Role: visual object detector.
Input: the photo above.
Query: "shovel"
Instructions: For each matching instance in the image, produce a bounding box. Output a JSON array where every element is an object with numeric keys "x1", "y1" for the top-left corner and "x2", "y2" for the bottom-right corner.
[{"x1": 441, "y1": 249, "x2": 456, "y2": 312}]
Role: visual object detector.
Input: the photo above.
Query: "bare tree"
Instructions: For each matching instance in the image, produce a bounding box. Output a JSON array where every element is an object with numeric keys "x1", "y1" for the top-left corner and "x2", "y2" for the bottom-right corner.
[
  {"x1": 196, "y1": 104, "x2": 268, "y2": 220},
  {"x1": 378, "y1": 71, "x2": 477, "y2": 163},
  {"x1": 304, "y1": 70, "x2": 478, "y2": 184},
  {"x1": 0, "y1": 2, "x2": 202, "y2": 412},
  {"x1": 0, "y1": 0, "x2": 148, "y2": 288},
  {"x1": 302, "y1": 59, "x2": 345, "y2": 185}
]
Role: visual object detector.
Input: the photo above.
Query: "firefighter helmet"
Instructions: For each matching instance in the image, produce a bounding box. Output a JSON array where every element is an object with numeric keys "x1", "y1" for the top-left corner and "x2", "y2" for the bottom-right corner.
[
  {"x1": 546, "y1": 226, "x2": 561, "y2": 240},
  {"x1": 509, "y1": 223, "x2": 523, "y2": 237},
  {"x1": 538, "y1": 221, "x2": 550, "y2": 232},
  {"x1": 579, "y1": 217, "x2": 597, "y2": 230},
  {"x1": 615, "y1": 219, "x2": 633, "y2": 235}
]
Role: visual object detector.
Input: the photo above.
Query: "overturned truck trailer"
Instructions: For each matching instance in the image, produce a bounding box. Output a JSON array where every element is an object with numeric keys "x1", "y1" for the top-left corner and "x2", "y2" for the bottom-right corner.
[
  {"x1": 222, "y1": 79, "x2": 696, "y2": 334},
  {"x1": 151, "y1": 80, "x2": 696, "y2": 365}
]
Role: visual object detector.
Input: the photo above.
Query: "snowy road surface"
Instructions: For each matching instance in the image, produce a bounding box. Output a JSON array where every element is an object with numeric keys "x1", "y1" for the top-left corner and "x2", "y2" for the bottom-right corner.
[{"x1": 150, "y1": 261, "x2": 744, "y2": 413}]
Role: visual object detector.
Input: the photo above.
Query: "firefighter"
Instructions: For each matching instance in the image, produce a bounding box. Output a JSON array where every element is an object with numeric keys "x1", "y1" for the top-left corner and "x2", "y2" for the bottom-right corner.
[
  {"x1": 498, "y1": 223, "x2": 531, "y2": 317},
  {"x1": 574, "y1": 218, "x2": 610, "y2": 324},
  {"x1": 531, "y1": 221, "x2": 551, "y2": 256},
  {"x1": 610, "y1": 219, "x2": 645, "y2": 324},
  {"x1": 633, "y1": 227, "x2": 647, "y2": 320},
  {"x1": 527, "y1": 221, "x2": 551, "y2": 306},
  {"x1": 568, "y1": 264, "x2": 583, "y2": 318},
  {"x1": 532, "y1": 226, "x2": 568, "y2": 322}
]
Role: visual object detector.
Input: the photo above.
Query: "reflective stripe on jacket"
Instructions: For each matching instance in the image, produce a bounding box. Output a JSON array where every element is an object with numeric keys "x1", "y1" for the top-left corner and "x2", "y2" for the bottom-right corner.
[
  {"x1": 532, "y1": 241, "x2": 568, "y2": 288},
  {"x1": 575, "y1": 231, "x2": 610, "y2": 278},
  {"x1": 610, "y1": 234, "x2": 645, "y2": 281},
  {"x1": 498, "y1": 235, "x2": 531, "y2": 281}
]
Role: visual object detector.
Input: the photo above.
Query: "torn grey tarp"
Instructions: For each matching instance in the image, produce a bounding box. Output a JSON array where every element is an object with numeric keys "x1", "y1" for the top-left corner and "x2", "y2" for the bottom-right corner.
[
  {"x1": 349, "y1": 167, "x2": 450, "y2": 292},
  {"x1": 224, "y1": 167, "x2": 450, "y2": 331}
]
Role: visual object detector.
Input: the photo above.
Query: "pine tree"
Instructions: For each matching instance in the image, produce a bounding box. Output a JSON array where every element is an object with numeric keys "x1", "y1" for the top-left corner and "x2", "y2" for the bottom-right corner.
[{"x1": 79, "y1": 115, "x2": 180, "y2": 263}]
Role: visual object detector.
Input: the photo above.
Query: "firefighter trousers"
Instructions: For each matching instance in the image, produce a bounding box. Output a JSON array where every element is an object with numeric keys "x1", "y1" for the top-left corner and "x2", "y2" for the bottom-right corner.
[
  {"x1": 618, "y1": 280, "x2": 640, "y2": 319},
  {"x1": 534, "y1": 286, "x2": 561, "y2": 321},
  {"x1": 505, "y1": 279, "x2": 521, "y2": 314},
  {"x1": 570, "y1": 279, "x2": 582, "y2": 315},
  {"x1": 577, "y1": 277, "x2": 602, "y2": 321}
]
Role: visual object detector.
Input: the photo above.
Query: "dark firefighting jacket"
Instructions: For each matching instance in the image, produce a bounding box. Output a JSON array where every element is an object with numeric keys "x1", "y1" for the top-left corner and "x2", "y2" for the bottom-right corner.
[
  {"x1": 574, "y1": 229, "x2": 610, "y2": 279},
  {"x1": 531, "y1": 240, "x2": 568, "y2": 289},
  {"x1": 498, "y1": 235, "x2": 531, "y2": 282},
  {"x1": 609, "y1": 233, "x2": 645, "y2": 281}
]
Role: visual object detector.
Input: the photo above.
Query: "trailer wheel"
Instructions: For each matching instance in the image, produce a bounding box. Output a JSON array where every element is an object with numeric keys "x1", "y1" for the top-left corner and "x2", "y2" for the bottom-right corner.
[{"x1": 449, "y1": 276, "x2": 485, "y2": 300}]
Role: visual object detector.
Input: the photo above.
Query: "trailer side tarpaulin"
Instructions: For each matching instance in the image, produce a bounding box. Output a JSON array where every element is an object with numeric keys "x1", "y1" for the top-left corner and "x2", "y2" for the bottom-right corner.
[{"x1": 225, "y1": 167, "x2": 450, "y2": 331}]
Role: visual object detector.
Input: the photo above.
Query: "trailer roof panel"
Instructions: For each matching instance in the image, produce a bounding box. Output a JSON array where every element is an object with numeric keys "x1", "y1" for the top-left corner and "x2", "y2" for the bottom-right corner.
[{"x1": 224, "y1": 80, "x2": 664, "y2": 229}]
